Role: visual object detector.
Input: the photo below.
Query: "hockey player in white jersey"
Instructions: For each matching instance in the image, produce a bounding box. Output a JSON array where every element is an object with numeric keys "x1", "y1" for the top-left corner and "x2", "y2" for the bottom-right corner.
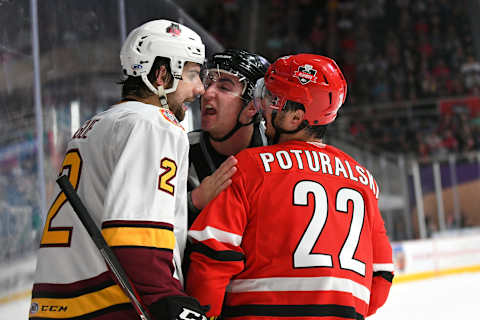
[{"x1": 30, "y1": 20, "x2": 207, "y2": 320}]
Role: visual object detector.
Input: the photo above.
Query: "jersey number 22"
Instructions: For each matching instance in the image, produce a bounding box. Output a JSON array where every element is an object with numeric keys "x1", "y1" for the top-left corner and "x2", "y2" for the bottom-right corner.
[{"x1": 293, "y1": 180, "x2": 366, "y2": 276}]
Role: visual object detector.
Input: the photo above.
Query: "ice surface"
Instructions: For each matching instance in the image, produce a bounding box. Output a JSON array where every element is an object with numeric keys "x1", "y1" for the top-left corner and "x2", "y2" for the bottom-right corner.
[
  {"x1": 1, "y1": 296, "x2": 30, "y2": 320},
  {"x1": 369, "y1": 272, "x2": 480, "y2": 319}
]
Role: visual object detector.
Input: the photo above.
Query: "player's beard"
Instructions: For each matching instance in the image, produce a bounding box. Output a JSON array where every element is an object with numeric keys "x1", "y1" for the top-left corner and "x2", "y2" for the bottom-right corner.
[
  {"x1": 264, "y1": 109, "x2": 278, "y2": 142},
  {"x1": 172, "y1": 104, "x2": 185, "y2": 122},
  {"x1": 268, "y1": 110, "x2": 283, "y2": 144},
  {"x1": 165, "y1": 98, "x2": 185, "y2": 122}
]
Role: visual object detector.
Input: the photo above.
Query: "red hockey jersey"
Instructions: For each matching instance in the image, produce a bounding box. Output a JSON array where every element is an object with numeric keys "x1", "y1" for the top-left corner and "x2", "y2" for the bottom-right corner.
[{"x1": 186, "y1": 140, "x2": 394, "y2": 319}]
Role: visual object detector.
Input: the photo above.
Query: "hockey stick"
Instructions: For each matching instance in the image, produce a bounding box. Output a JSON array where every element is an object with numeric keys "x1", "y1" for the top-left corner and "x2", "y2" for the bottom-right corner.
[{"x1": 56, "y1": 175, "x2": 152, "y2": 320}]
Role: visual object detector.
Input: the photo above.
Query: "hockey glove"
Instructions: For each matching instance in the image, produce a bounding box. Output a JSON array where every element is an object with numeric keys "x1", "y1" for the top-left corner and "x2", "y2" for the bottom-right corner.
[{"x1": 149, "y1": 295, "x2": 209, "y2": 320}]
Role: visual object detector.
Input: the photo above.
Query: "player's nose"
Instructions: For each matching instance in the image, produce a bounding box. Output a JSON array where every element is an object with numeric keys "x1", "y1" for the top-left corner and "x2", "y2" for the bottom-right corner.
[
  {"x1": 194, "y1": 82, "x2": 205, "y2": 96},
  {"x1": 203, "y1": 84, "x2": 218, "y2": 100}
]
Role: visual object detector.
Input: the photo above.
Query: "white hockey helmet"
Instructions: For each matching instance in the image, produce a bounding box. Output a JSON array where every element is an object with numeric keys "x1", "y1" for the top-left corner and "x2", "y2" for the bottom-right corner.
[{"x1": 120, "y1": 19, "x2": 205, "y2": 97}]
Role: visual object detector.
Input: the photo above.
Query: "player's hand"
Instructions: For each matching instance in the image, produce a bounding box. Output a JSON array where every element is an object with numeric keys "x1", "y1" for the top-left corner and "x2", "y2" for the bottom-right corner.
[{"x1": 191, "y1": 156, "x2": 237, "y2": 210}]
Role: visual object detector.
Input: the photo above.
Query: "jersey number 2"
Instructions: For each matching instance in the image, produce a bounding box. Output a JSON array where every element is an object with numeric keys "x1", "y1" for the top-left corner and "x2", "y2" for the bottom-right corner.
[
  {"x1": 158, "y1": 158, "x2": 177, "y2": 195},
  {"x1": 293, "y1": 180, "x2": 366, "y2": 276},
  {"x1": 40, "y1": 149, "x2": 82, "y2": 247}
]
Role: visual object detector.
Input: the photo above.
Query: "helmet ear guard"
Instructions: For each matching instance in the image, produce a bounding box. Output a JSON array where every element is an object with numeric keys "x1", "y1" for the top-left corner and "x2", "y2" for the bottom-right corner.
[
  {"x1": 120, "y1": 19, "x2": 205, "y2": 98},
  {"x1": 255, "y1": 54, "x2": 347, "y2": 125}
]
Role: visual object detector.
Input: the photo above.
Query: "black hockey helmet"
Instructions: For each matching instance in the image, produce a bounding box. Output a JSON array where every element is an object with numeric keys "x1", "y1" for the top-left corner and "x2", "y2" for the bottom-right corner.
[{"x1": 206, "y1": 49, "x2": 270, "y2": 104}]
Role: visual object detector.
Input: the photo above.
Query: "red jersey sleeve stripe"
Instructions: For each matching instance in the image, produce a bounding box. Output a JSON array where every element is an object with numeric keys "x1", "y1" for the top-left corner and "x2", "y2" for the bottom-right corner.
[
  {"x1": 191, "y1": 242, "x2": 244, "y2": 262},
  {"x1": 188, "y1": 226, "x2": 242, "y2": 246},
  {"x1": 373, "y1": 271, "x2": 394, "y2": 282},
  {"x1": 372, "y1": 263, "x2": 394, "y2": 272}
]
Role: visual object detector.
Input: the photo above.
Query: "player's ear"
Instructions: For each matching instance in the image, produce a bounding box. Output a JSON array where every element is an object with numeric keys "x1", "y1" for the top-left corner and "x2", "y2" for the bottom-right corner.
[
  {"x1": 245, "y1": 101, "x2": 257, "y2": 118},
  {"x1": 288, "y1": 109, "x2": 305, "y2": 129},
  {"x1": 155, "y1": 65, "x2": 170, "y2": 87},
  {"x1": 239, "y1": 101, "x2": 258, "y2": 124}
]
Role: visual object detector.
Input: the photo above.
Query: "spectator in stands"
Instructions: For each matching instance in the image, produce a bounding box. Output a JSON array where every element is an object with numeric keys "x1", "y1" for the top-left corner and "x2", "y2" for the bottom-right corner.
[
  {"x1": 425, "y1": 132, "x2": 447, "y2": 158},
  {"x1": 416, "y1": 133, "x2": 430, "y2": 162},
  {"x1": 457, "y1": 118, "x2": 475, "y2": 153},
  {"x1": 432, "y1": 58, "x2": 451, "y2": 82},
  {"x1": 461, "y1": 54, "x2": 480, "y2": 92},
  {"x1": 446, "y1": 75, "x2": 466, "y2": 96},
  {"x1": 348, "y1": 117, "x2": 367, "y2": 140},
  {"x1": 309, "y1": 16, "x2": 327, "y2": 52},
  {"x1": 472, "y1": 119, "x2": 480, "y2": 149},
  {"x1": 367, "y1": 119, "x2": 385, "y2": 149},
  {"x1": 371, "y1": 71, "x2": 390, "y2": 102},
  {"x1": 441, "y1": 129, "x2": 459, "y2": 153},
  {"x1": 437, "y1": 113, "x2": 455, "y2": 134},
  {"x1": 420, "y1": 61, "x2": 438, "y2": 98}
]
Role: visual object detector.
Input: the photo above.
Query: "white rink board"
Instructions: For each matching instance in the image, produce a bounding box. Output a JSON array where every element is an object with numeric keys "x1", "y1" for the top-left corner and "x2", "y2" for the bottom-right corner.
[
  {"x1": 392, "y1": 231, "x2": 480, "y2": 278},
  {"x1": 1, "y1": 271, "x2": 479, "y2": 319}
]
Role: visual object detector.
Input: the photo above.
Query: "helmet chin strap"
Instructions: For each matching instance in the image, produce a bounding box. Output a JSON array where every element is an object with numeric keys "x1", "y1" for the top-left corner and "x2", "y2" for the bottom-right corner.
[
  {"x1": 208, "y1": 119, "x2": 254, "y2": 142},
  {"x1": 141, "y1": 73, "x2": 169, "y2": 109},
  {"x1": 208, "y1": 107, "x2": 255, "y2": 142}
]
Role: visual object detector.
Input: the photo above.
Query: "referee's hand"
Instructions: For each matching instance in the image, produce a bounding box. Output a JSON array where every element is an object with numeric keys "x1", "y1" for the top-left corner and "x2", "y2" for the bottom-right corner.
[{"x1": 191, "y1": 156, "x2": 237, "y2": 210}]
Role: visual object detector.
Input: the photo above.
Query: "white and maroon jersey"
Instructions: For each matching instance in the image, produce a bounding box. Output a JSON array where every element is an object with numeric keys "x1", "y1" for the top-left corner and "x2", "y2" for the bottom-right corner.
[
  {"x1": 30, "y1": 101, "x2": 189, "y2": 319},
  {"x1": 186, "y1": 140, "x2": 394, "y2": 320}
]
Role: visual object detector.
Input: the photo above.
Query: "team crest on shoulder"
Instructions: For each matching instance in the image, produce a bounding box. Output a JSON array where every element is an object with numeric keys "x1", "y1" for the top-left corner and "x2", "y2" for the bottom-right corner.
[
  {"x1": 294, "y1": 64, "x2": 318, "y2": 85},
  {"x1": 160, "y1": 108, "x2": 184, "y2": 130}
]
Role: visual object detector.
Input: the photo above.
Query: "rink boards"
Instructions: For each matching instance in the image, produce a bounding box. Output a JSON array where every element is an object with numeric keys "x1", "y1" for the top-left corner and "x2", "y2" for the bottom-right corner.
[{"x1": 392, "y1": 230, "x2": 480, "y2": 283}]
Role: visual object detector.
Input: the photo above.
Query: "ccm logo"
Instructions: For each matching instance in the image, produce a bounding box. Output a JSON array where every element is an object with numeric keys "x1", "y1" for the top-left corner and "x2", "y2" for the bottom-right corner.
[
  {"x1": 178, "y1": 307, "x2": 206, "y2": 320},
  {"x1": 43, "y1": 305, "x2": 68, "y2": 312},
  {"x1": 30, "y1": 302, "x2": 68, "y2": 314}
]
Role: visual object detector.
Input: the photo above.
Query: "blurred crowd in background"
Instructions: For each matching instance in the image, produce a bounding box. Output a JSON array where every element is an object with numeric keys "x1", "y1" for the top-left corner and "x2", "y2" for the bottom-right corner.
[
  {"x1": 188, "y1": 0, "x2": 480, "y2": 160},
  {"x1": 0, "y1": 154, "x2": 42, "y2": 261},
  {"x1": 189, "y1": 0, "x2": 476, "y2": 101},
  {"x1": 347, "y1": 111, "x2": 480, "y2": 161}
]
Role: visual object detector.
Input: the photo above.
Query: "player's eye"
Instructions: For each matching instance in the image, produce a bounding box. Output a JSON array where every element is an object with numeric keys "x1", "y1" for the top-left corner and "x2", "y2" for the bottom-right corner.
[{"x1": 185, "y1": 70, "x2": 201, "y2": 81}]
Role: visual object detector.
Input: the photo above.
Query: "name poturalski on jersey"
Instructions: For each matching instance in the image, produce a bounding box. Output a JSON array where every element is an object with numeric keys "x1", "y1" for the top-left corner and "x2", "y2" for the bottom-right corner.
[{"x1": 259, "y1": 149, "x2": 379, "y2": 199}]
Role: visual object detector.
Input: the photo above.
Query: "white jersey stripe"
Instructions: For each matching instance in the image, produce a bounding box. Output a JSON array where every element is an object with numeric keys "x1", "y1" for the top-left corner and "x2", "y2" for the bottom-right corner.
[
  {"x1": 188, "y1": 226, "x2": 243, "y2": 247},
  {"x1": 226, "y1": 276, "x2": 371, "y2": 304},
  {"x1": 373, "y1": 263, "x2": 395, "y2": 272}
]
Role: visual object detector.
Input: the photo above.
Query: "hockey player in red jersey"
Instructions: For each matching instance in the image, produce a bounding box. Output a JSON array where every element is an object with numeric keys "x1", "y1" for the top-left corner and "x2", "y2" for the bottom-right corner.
[{"x1": 186, "y1": 54, "x2": 394, "y2": 319}]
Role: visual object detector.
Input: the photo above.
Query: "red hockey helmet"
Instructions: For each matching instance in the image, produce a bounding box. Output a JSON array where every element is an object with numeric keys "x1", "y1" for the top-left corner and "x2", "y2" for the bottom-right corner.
[{"x1": 255, "y1": 54, "x2": 347, "y2": 125}]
